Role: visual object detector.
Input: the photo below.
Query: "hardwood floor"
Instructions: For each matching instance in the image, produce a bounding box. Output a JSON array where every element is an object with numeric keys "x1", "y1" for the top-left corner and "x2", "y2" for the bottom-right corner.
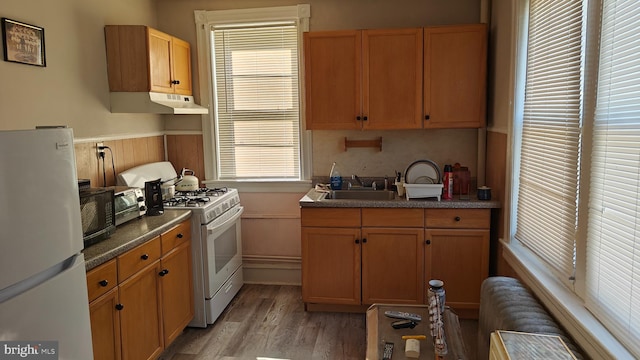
[{"x1": 159, "y1": 284, "x2": 478, "y2": 360}]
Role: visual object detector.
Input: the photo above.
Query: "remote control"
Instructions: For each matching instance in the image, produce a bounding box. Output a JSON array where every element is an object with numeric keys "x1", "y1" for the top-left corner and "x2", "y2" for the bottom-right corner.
[
  {"x1": 384, "y1": 310, "x2": 422, "y2": 322},
  {"x1": 382, "y1": 342, "x2": 394, "y2": 360},
  {"x1": 391, "y1": 319, "x2": 417, "y2": 329}
]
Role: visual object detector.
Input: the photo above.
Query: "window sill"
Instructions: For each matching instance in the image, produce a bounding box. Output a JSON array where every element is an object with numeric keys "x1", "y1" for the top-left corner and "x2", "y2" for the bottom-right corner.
[
  {"x1": 501, "y1": 239, "x2": 635, "y2": 359},
  {"x1": 202, "y1": 179, "x2": 312, "y2": 193}
]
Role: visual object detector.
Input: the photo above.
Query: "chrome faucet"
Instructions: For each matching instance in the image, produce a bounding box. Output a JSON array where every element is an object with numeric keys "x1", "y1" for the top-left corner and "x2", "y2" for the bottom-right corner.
[{"x1": 352, "y1": 174, "x2": 365, "y2": 187}]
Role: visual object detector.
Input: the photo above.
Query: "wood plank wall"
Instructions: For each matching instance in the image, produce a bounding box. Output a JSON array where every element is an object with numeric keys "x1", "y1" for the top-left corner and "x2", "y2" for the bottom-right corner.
[
  {"x1": 485, "y1": 130, "x2": 517, "y2": 278},
  {"x1": 166, "y1": 134, "x2": 205, "y2": 185},
  {"x1": 75, "y1": 136, "x2": 165, "y2": 187}
]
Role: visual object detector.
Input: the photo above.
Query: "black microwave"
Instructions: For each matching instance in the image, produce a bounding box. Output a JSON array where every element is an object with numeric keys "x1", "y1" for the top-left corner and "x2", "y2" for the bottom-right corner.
[{"x1": 79, "y1": 187, "x2": 116, "y2": 247}]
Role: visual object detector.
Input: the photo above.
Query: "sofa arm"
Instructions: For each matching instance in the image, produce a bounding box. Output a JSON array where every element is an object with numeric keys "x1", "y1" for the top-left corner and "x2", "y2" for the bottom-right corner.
[{"x1": 477, "y1": 276, "x2": 583, "y2": 360}]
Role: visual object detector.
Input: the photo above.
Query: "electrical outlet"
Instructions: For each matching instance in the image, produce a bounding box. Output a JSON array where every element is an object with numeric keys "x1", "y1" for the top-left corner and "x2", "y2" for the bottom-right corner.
[{"x1": 96, "y1": 142, "x2": 105, "y2": 158}]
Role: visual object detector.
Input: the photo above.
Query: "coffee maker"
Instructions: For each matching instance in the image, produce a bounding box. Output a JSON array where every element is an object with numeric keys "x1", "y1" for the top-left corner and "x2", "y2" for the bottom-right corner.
[{"x1": 144, "y1": 179, "x2": 164, "y2": 216}]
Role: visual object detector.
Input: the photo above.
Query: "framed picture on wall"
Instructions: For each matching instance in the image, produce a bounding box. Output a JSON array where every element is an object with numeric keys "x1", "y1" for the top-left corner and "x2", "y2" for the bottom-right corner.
[{"x1": 1, "y1": 18, "x2": 46, "y2": 67}]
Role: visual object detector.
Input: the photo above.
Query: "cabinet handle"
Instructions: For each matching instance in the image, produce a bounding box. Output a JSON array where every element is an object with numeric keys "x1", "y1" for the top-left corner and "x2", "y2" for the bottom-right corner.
[
  {"x1": 115, "y1": 304, "x2": 124, "y2": 311},
  {"x1": 99, "y1": 280, "x2": 109, "y2": 287},
  {"x1": 362, "y1": 238, "x2": 367, "y2": 243},
  {"x1": 425, "y1": 114, "x2": 430, "y2": 120},
  {"x1": 140, "y1": 254, "x2": 149, "y2": 260},
  {"x1": 171, "y1": 80, "x2": 180, "y2": 85},
  {"x1": 177, "y1": 233, "x2": 184, "y2": 239},
  {"x1": 426, "y1": 240, "x2": 431, "y2": 245},
  {"x1": 355, "y1": 239, "x2": 360, "y2": 244},
  {"x1": 455, "y1": 216, "x2": 461, "y2": 222},
  {"x1": 159, "y1": 269, "x2": 170, "y2": 276},
  {"x1": 356, "y1": 115, "x2": 361, "y2": 121},
  {"x1": 363, "y1": 116, "x2": 368, "y2": 121}
]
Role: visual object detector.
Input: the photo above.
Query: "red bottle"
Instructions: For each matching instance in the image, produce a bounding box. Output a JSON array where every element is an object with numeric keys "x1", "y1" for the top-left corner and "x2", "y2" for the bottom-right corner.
[{"x1": 443, "y1": 164, "x2": 453, "y2": 200}]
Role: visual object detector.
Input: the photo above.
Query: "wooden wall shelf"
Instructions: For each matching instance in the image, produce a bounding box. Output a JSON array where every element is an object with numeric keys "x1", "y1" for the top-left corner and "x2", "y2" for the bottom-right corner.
[{"x1": 344, "y1": 137, "x2": 382, "y2": 151}]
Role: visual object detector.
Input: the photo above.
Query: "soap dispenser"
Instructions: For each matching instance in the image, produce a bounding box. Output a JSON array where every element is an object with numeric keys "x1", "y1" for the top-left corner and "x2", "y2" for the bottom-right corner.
[{"x1": 330, "y1": 162, "x2": 342, "y2": 190}]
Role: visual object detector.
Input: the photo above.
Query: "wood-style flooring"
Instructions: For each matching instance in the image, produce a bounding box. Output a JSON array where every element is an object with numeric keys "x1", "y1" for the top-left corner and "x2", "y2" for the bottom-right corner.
[{"x1": 159, "y1": 284, "x2": 478, "y2": 360}]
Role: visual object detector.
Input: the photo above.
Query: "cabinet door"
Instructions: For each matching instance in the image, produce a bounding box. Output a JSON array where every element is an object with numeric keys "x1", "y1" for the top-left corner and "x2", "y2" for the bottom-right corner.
[
  {"x1": 89, "y1": 287, "x2": 121, "y2": 360},
  {"x1": 119, "y1": 261, "x2": 164, "y2": 360},
  {"x1": 171, "y1": 37, "x2": 193, "y2": 95},
  {"x1": 363, "y1": 28, "x2": 423, "y2": 129},
  {"x1": 301, "y1": 227, "x2": 361, "y2": 305},
  {"x1": 425, "y1": 229, "x2": 489, "y2": 317},
  {"x1": 148, "y1": 28, "x2": 174, "y2": 94},
  {"x1": 160, "y1": 241, "x2": 194, "y2": 346},
  {"x1": 304, "y1": 31, "x2": 362, "y2": 130},
  {"x1": 424, "y1": 24, "x2": 487, "y2": 128},
  {"x1": 361, "y1": 228, "x2": 424, "y2": 304}
]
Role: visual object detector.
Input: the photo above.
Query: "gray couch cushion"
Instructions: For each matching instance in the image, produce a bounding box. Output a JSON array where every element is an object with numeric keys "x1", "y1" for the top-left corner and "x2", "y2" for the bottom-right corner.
[{"x1": 477, "y1": 276, "x2": 583, "y2": 359}]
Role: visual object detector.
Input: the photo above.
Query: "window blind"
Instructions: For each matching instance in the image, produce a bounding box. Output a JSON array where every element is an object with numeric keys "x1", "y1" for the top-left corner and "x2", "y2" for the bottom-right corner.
[
  {"x1": 212, "y1": 24, "x2": 301, "y2": 180},
  {"x1": 586, "y1": 0, "x2": 640, "y2": 354},
  {"x1": 515, "y1": 0, "x2": 584, "y2": 285}
]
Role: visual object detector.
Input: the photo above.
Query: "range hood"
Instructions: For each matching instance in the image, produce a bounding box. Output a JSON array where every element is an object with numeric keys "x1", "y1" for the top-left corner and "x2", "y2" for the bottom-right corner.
[{"x1": 109, "y1": 92, "x2": 209, "y2": 115}]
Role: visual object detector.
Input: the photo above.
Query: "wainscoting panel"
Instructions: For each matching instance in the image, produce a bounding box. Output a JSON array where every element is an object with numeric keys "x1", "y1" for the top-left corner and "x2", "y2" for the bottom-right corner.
[
  {"x1": 166, "y1": 134, "x2": 205, "y2": 184},
  {"x1": 75, "y1": 135, "x2": 164, "y2": 187}
]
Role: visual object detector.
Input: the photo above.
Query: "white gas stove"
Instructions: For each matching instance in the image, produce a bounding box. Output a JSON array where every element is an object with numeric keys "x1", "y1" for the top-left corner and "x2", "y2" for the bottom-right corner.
[{"x1": 118, "y1": 163, "x2": 244, "y2": 328}]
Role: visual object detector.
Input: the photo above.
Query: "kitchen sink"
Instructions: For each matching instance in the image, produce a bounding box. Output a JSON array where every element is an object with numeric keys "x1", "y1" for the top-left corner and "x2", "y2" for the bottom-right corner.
[{"x1": 326, "y1": 190, "x2": 396, "y2": 200}]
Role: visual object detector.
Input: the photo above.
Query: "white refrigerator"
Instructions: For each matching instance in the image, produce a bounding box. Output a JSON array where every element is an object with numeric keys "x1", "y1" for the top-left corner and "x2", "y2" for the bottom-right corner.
[{"x1": 0, "y1": 128, "x2": 94, "y2": 359}]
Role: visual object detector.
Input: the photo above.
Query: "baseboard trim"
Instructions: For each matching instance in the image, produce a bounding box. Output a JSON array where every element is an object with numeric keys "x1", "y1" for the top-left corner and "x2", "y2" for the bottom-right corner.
[{"x1": 242, "y1": 255, "x2": 301, "y2": 285}]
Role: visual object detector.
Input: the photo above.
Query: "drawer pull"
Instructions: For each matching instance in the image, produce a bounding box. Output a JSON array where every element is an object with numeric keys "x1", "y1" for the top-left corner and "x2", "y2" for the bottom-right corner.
[
  {"x1": 115, "y1": 304, "x2": 124, "y2": 311},
  {"x1": 99, "y1": 280, "x2": 109, "y2": 287},
  {"x1": 455, "y1": 216, "x2": 461, "y2": 222},
  {"x1": 140, "y1": 254, "x2": 149, "y2": 260},
  {"x1": 177, "y1": 233, "x2": 184, "y2": 238},
  {"x1": 159, "y1": 269, "x2": 170, "y2": 276}
]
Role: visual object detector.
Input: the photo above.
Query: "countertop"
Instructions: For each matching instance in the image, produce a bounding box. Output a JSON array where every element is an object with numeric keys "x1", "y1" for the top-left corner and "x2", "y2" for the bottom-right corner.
[
  {"x1": 83, "y1": 209, "x2": 191, "y2": 271},
  {"x1": 299, "y1": 189, "x2": 500, "y2": 209}
]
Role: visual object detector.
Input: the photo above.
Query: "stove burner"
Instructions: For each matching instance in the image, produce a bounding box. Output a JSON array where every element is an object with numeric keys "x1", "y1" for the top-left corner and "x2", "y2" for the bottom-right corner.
[{"x1": 175, "y1": 187, "x2": 228, "y2": 198}]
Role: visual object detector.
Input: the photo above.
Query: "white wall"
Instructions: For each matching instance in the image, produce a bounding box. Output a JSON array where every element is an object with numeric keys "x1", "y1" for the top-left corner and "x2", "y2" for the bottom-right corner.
[{"x1": 0, "y1": 0, "x2": 163, "y2": 138}]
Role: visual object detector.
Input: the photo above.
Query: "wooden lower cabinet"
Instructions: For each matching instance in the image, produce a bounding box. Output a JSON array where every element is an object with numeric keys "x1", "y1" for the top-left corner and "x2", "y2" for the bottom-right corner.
[
  {"x1": 425, "y1": 229, "x2": 489, "y2": 316},
  {"x1": 89, "y1": 287, "x2": 121, "y2": 360},
  {"x1": 86, "y1": 219, "x2": 194, "y2": 360},
  {"x1": 119, "y1": 261, "x2": 164, "y2": 360},
  {"x1": 301, "y1": 207, "x2": 491, "y2": 317},
  {"x1": 301, "y1": 227, "x2": 361, "y2": 305},
  {"x1": 361, "y1": 228, "x2": 424, "y2": 304},
  {"x1": 159, "y1": 241, "x2": 194, "y2": 345}
]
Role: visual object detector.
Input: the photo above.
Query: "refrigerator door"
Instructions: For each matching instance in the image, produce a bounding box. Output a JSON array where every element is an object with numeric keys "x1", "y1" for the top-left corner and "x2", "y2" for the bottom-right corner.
[
  {"x1": 0, "y1": 254, "x2": 93, "y2": 359},
  {"x1": 0, "y1": 128, "x2": 84, "y2": 290}
]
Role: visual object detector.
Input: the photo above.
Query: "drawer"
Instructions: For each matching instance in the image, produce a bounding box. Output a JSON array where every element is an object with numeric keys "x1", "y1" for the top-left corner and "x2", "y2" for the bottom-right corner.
[
  {"x1": 301, "y1": 208, "x2": 361, "y2": 227},
  {"x1": 161, "y1": 220, "x2": 191, "y2": 255},
  {"x1": 86, "y1": 259, "x2": 117, "y2": 302},
  {"x1": 362, "y1": 208, "x2": 424, "y2": 227},
  {"x1": 425, "y1": 209, "x2": 490, "y2": 229},
  {"x1": 117, "y1": 236, "x2": 161, "y2": 281}
]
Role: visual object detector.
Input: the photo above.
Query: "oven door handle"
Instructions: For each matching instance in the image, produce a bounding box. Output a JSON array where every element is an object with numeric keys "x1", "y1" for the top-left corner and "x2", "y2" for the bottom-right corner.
[{"x1": 207, "y1": 206, "x2": 244, "y2": 233}]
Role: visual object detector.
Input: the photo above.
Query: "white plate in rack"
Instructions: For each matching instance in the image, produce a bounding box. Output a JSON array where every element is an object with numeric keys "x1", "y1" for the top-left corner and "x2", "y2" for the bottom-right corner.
[{"x1": 404, "y1": 160, "x2": 441, "y2": 184}]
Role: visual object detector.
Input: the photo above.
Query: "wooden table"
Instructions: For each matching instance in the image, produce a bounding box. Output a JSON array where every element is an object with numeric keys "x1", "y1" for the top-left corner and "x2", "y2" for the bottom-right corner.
[{"x1": 366, "y1": 304, "x2": 468, "y2": 360}]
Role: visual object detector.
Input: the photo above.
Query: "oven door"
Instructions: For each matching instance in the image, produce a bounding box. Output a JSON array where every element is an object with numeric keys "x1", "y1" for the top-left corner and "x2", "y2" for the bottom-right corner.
[{"x1": 202, "y1": 205, "x2": 244, "y2": 299}]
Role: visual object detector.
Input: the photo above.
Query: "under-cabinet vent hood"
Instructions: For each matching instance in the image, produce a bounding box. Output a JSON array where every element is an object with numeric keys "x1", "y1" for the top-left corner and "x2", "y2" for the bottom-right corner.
[{"x1": 109, "y1": 92, "x2": 209, "y2": 115}]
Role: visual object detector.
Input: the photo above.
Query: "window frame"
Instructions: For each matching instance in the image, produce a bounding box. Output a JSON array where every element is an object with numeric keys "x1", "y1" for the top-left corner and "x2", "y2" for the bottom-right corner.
[
  {"x1": 504, "y1": 0, "x2": 638, "y2": 358},
  {"x1": 194, "y1": 5, "x2": 312, "y2": 192}
]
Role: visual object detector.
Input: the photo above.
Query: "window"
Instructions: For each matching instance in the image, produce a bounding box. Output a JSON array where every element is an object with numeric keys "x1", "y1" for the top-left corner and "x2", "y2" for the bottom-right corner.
[
  {"x1": 194, "y1": 6, "x2": 311, "y2": 184},
  {"x1": 511, "y1": 0, "x2": 640, "y2": 356}
]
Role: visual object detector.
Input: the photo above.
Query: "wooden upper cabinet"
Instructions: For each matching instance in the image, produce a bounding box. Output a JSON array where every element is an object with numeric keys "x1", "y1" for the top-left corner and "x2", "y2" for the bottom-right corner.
[
  {"x1": 363, "y1": 28, "x2": 423, "y2": 130},
  {"x1": 424, "y1": 24, "x2": 488, "y2": 128},
  {"x1": 304, "y1": 31, "x2": 362, "y2": 130},
  {"x1": 148, "y1": 28, "x2": 173, "y2": 94},
  {"x1": 304, "y1": 28, "x2": 422, "y2": 130},
  {"x1": 105, "y1": 25, "x2": 193, "y2": 95}
]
